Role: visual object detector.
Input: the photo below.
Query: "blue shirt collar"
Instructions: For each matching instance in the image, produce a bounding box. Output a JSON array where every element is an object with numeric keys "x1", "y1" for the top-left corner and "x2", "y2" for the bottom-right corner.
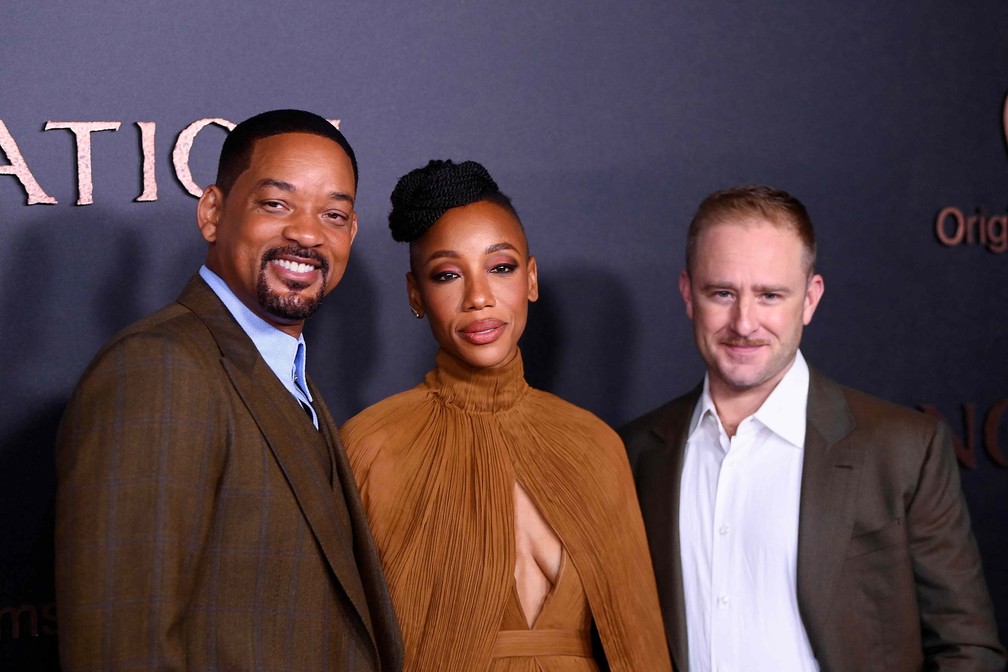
[{"x1": 198, "y1": 265, "x2": 312, "y2": 403}]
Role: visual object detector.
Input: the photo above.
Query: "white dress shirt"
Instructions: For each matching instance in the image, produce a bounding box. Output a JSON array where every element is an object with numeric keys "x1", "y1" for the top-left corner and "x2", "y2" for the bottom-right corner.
[{"x1": 679, "y1": 351, "x2": 819, "y2": 672}]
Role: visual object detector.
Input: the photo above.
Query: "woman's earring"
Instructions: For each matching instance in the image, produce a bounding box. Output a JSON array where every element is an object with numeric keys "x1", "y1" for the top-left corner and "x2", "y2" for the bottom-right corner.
[{"x1": 411, "y1": 306, "x2": 423, "y2": 319}]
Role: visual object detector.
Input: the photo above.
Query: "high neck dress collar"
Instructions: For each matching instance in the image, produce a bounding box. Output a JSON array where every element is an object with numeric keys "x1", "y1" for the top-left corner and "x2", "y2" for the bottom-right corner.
[{"x1": 424, "y1": 348, "x2": 529, "y2": 413}]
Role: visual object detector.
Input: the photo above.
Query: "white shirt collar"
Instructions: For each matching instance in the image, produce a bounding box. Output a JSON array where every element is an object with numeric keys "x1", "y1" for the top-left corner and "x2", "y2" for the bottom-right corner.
[{"x1": 687, "y1": 349, "x2": 810, "y2": 449}]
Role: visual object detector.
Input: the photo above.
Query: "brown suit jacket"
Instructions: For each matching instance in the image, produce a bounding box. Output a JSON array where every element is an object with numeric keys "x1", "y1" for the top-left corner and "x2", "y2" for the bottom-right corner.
[
  {"x1": 55, "y1": 275, "x2": 403, "y2": 671},
  {"x1": 621, "y1": 367, "x2": 1005, "y2": 672}
]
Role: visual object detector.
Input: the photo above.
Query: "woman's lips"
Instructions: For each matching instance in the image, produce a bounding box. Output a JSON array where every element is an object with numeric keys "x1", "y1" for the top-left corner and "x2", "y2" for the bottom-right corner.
[{"x1": 459, "y1": 318, "x2": 506, "y2": 345}]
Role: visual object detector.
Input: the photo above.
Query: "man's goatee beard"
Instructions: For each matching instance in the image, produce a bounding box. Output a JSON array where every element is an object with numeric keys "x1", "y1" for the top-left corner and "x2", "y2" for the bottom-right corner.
[{"x1": 257, "y1": 246, "x2": 330, "y2": 320}]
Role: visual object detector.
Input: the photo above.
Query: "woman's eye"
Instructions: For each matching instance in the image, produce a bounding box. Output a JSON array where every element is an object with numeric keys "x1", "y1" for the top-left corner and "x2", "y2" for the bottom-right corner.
[
  {"x1": 490, "y1": 263, "x2": 517, "y2": 274},
  {"x1": 432, "y1": 271, "x2": 459, "y2": 282}
]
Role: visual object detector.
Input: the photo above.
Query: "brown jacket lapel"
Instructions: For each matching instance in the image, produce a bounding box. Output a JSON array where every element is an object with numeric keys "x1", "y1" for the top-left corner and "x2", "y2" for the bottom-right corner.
[
  {"x1": 314, "y1": 381, "x2": 405, "y2": 671},
  {"x1": 646, "y1": 388, "x2": 699, "y2": 672},
  {"x1": 223, "y1": 359, "x2": 375, "y2": 637},
  {"x1": 795, "y1": 368, "x2": 864, "y2": 644}
]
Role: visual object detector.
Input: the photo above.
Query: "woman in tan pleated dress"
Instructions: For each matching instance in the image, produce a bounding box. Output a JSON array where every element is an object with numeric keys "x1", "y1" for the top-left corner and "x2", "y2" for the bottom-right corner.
[{"x1": 340, "y1": 160, "x2": 672, "y2": 672}]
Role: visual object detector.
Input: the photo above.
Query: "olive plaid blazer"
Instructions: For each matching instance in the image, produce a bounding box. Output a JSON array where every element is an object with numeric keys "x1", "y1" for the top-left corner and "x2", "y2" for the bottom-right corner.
[{"x1": 56, "y1": 275, "x2": 403, "y2": 672}]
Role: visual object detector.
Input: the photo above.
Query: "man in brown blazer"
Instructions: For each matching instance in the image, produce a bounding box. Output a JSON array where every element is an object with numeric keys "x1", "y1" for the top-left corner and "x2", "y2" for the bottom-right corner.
[
  {"x1": 621, "y1": 185, "x2": 1004, "y2": 671},
  {"x1": 55, "y1": 110, "x2": 403, "y2": 671}
]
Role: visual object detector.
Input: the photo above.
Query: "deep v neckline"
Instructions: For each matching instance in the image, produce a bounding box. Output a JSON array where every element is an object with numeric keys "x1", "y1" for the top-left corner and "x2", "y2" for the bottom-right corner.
[{"x1": 512, "y1": 549, "x2": 568, "y2": 629}]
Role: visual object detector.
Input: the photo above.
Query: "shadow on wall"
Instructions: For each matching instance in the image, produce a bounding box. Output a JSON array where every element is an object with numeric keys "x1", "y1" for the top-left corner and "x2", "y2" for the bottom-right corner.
[
  {"x1": 522, "y1": 263, "x2": 637, "y2": 425},
  {"x1": 303, "y1": 254, "x2": 640, "y2": 427},
  {"x1": 302, "y1": 247, "x2": 384, "y2": 424},
  {"x1": 0, "y1": 401, "x2": 61, "y2": 671},
  {"x1": 0, "y1": 206, "x2": 197, "y2": 671}
]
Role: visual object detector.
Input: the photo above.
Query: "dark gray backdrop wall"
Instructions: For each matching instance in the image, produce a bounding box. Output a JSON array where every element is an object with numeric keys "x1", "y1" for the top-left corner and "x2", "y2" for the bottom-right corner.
[{"x1": 2, "y1": 1, "x2": 1006, "y2": 668}]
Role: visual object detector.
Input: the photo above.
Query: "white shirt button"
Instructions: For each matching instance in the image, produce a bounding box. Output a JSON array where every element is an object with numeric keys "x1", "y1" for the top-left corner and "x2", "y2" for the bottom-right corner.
[{"x1": 719, "y1": 524, "x2": 731, "y2": 535}]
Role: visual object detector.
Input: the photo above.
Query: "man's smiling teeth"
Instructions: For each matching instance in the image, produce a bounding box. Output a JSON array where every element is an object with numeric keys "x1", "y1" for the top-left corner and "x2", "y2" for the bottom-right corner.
[{"x1": 272, "y1": 259, "x2": 314, "y2": 274}]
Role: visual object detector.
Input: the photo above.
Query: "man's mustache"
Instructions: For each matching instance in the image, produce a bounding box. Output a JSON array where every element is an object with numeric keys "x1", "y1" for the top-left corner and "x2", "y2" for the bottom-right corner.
[{"x1": 720, "y1": 338, "x2": 770, "y2": 347}]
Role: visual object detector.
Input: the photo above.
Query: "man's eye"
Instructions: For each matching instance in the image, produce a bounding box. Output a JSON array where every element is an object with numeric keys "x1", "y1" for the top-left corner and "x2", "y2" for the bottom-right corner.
[{"x1": 261, "y1": 200, "x2": 284, "y2": 209}]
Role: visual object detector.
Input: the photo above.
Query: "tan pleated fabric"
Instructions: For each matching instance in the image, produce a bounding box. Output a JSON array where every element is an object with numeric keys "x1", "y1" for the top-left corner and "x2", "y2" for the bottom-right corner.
[
  {"x1": 489, "y1": 550, "x2": 595, "y2": 670},
  {"x1": 341, "y1": 349, "x2": 672, "y2": 672}
]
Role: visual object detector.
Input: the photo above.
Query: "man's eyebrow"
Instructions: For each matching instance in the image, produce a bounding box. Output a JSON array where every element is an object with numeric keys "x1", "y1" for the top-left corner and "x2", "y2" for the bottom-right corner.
[
  {"x1": 328, "y1": 191, "x2": 355, "y2": 205},
  {"x1": 697, "y1": 281, "x2": 792, "y2": 294},
  {"x1": 255, "y1": 178, "x2": 354, "y2": 205},
  {"x1": 256, "y1": 178, "x2": 295, "y2": 192},
  {"x1": 698, "y1": 280, "x2": 738, "y2": 291},
  {"x1": 753, "y1": 284, "x2": 791, "y2": 294}
]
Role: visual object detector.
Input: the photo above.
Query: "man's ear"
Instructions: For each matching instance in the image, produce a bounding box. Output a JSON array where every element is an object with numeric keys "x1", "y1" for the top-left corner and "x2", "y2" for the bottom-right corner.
[
  {"x1": 348, "y1": 212, "x2": 359, "y2": 245},
  {"x1": 679, "y1": 269, "x2": 694, "y2": 320},
  {"x1": 197, "y1": 185, "x2": 224, "y2": 243},
  {"x1": 803, "y1": 273, "x2": 825, "y2": 325}
]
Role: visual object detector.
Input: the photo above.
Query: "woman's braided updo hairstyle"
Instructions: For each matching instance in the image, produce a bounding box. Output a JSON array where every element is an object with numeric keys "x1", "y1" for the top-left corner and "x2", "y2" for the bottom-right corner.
[{"x1": 388, "y1": 159, "x2": 515, "y2": 242}]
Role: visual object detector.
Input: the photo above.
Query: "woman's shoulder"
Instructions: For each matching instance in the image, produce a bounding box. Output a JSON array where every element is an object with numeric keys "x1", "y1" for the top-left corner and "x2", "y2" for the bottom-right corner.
[
  {"x1": 343, "y1": 385, "x2": 425, "y2": 430},
  {"x1": 522, "y1": 388, "x2": 628, "y2": 468},
  {"x1": 526, "y1": 387, "x2": 618, "y2": 435},
  {"x1": 339, "y1": 386, "x2": 428, "y2": 457}
]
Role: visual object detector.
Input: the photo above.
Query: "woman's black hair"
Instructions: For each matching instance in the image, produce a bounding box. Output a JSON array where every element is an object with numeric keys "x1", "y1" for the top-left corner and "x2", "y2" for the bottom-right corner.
[{"x1": 388, "y1": 159, "x2": 517, "y2": 242}]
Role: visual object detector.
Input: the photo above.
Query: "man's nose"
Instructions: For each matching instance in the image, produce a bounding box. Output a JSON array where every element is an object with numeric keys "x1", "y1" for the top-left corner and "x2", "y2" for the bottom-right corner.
[
  {"x1": 282, "y1": 212, "x2": 324, "y2": 247},
  {"x1": 730, "y1": 295, "x2": 756, "y2": 335}
]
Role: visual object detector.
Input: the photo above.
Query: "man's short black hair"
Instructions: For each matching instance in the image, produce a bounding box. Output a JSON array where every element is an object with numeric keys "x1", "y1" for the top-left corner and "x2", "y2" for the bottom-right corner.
[{"x1": 214, "y1": 109, "x2": 358, "y2": 194}]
